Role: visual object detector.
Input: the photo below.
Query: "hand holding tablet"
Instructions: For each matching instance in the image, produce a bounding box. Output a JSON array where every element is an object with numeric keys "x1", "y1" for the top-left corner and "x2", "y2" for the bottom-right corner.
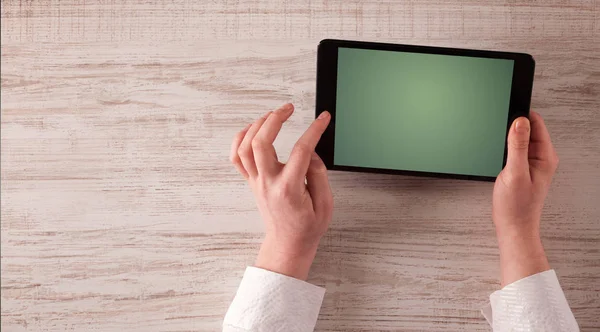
[{"x1": 315, "y1": 39, "x2": 536, "y2": 181}]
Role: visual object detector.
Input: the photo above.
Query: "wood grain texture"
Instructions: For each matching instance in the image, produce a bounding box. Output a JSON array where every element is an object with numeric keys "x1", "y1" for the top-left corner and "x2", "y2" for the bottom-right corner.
[{"x1": 1, "y1": 1, "x2": 599, "y2": 331}]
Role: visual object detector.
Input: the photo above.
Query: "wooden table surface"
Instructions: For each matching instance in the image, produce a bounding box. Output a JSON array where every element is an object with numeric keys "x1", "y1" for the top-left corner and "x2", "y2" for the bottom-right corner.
[{"x1": 2, "y1": 1, "x2": 599, "y2": 331}]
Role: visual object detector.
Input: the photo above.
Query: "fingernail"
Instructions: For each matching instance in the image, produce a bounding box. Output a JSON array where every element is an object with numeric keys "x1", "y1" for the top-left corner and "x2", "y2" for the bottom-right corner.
[
  {"x1": 318, "y1": 111, "x2": 330, "y2": 120},
  {"x1": 275, "y1": 103, "x2": 293, "y2": 115},
  {"x1": 515, "y1": 118, "x2": 530, "y2": 133},
  {"x1": 262, "y1": 111, "x2": 272, "y2": 119}
]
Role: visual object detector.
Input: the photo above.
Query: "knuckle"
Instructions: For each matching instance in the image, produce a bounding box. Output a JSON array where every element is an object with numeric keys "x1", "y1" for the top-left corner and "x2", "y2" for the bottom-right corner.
[
  {"x1": 273, "y1": 187, "x2": 286, "y2": 200},
  {"x1": 274, "y1": 182, "x2": 293, "y2": 200},
  {"x1": 237, "y1": 144, "x2": 251, "y2": 158},
  {"x1": 251, "y1": 137, "x2": 266, "y2": 150},
  {"x1": 293, "y1": 143, "x2": 312, "y2": 157}
]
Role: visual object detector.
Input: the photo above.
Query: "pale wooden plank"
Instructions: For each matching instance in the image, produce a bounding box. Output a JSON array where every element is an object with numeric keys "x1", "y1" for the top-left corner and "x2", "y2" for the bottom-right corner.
[
  {"x1": 1, "y1": 1, "x2": 598, "y2": 43},
  {"x1": 2, "y1": 1, "x2": 599, "y2": 331}
]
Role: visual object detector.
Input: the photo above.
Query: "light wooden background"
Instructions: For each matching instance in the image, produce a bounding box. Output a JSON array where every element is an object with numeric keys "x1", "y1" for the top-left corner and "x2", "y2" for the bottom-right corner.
[{"x1": 2, "y1": 1, "x2": 599, "y2": 331}]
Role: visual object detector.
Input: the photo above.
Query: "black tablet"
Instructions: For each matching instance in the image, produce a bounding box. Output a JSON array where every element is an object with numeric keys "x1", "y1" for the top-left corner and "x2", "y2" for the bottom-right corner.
[{"x1": 315, "y1": 39, "x2": 535, "y2": 181}]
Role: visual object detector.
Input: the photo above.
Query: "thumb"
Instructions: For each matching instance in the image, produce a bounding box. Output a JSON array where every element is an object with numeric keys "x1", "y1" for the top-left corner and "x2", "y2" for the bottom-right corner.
[
  {"x1": 505, "y1": 117, "x2": 531, "y2": 178},
  {"x1": 306, "y1": 152, "x2": 333, "y2": 220}
]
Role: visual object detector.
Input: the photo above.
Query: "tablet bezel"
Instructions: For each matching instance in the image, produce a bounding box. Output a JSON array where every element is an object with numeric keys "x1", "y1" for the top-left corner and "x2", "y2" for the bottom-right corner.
[{"x1": 315, "y1": 39, "x2": 535, "y2": 182}]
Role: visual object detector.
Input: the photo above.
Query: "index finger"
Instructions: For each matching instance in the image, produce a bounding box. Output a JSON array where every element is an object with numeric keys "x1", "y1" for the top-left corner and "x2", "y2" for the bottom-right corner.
[
  {"x1": 284, "y1": 111, "x2": 331, "y2": 180},
  {"x1": 529, "y1": 111, "x2": 557, "y2": 162},
  {"x1": 529, "y1": 111, "x2": 552, "y2": 144}
]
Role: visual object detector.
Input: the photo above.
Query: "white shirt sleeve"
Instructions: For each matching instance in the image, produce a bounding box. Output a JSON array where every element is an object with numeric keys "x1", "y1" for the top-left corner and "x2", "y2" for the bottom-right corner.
[
  {"x1": 225, "y1": 267, "x2": 578, "y2": 331},
  {"x1": 223, "y1": 266, "x2": 326, "y2": 332},
  {"x1": 481, "y1": 269, "x2": 579, "y2": 331}
]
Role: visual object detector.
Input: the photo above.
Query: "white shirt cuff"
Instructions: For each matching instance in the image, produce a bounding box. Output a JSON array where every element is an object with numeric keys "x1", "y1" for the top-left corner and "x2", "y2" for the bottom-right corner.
[
  {"x1": 224, "y1": 266, "x2": 325, "y2": 332},
  {"x1": 481, "y1": 269, "x2": 579, "y2": 331}
]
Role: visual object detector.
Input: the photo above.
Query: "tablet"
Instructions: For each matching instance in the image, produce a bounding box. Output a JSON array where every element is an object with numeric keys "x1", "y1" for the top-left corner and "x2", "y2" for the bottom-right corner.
[{"x1": 315, "y1": 39, "x2": 535, "y2": 181}]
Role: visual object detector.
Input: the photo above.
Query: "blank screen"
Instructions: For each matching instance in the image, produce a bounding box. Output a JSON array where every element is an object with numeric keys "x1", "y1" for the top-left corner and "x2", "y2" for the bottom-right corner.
[{"x1": 334, "y1": 47, "x2": 514, "y2": 177}]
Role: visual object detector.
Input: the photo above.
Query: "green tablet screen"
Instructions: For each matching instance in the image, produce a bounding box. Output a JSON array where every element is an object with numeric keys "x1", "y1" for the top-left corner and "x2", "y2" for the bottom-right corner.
[{"x1": 334, "y1": 47, "x2": 514, "y2": 177}]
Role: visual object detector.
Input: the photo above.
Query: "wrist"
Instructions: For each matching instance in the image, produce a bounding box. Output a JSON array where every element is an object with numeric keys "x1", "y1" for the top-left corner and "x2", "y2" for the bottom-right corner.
[
  {"x1": 255, "y1": 234, "x2": 319, "y2": 280},
  {"x1": 496, "y1": 231, "x2": 550, "y2": 287}
]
